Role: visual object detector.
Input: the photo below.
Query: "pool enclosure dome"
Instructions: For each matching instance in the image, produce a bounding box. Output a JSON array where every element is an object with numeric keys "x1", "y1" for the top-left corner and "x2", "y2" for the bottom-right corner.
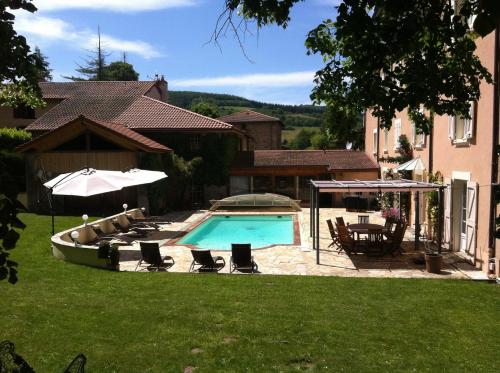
[{"x1": 209, "y1": 193, "x2": 301, "y2": 211}]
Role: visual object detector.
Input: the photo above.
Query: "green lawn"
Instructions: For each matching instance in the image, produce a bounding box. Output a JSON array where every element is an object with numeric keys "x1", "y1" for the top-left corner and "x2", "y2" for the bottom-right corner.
[{"x1": 1, "y1": 214, "x2": 499, "y2": 372}]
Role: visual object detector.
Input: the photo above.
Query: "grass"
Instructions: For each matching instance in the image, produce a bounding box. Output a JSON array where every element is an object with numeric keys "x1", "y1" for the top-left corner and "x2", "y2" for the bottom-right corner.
[{"x1": 1, "y1": 214, "x2": 500, "y2": 372}]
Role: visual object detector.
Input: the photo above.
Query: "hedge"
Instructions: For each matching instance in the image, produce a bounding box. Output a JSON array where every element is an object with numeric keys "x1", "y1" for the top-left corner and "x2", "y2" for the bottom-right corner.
[{"x1": 0, "y1": 128, "x2": 32, "y2": 151}]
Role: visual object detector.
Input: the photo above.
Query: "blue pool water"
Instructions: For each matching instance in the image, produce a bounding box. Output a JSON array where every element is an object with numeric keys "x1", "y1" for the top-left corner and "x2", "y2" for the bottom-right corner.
[{"x1": 178, "y1": 215, "x2": 294, "y2": 250}]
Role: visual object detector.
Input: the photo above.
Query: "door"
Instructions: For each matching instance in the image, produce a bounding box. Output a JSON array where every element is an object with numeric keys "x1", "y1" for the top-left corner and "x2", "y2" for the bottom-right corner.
[
  {"x1": 464, "y1": 181, "x2": 478, "y2": 260},
  {"x1": 443, "y1": 178, "x2": 452, "y2": 248},
  {"x1": 459, "y1": 182, "x2": 467, "y2": 252}
]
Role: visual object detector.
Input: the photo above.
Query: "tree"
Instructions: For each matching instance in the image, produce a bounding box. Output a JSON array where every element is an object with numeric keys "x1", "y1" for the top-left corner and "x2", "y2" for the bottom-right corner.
[
  {"x1": 289, "y1": 128, "x2": 315, "y2": 149},
  {"x1": 322, "y1": 105, "x2": 364, "y2": 149},
  {"x1": 104, "y1": 61, "x2": 139, "y2": 81},
  {"x1": 219, "y1": 0, "x2": 499, "y2": 132},
  {"x1": 34, "y1": 46, "x2": 52, "y2": 82},
  {"x1": 64, "y1": 26, "x2": 110, "y2": 81},
  {"x1": 190, "y1": 101, "x2": 220, "y2": 118},
  {"x1": 0, "y1": 0, "x2": 44, "y2": 284}
]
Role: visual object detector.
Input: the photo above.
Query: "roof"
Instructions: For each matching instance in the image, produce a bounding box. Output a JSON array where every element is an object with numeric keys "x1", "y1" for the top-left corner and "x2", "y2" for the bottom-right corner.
[
  {"x1": 27, "y1": 81, "x2": 236, "y2": 132},
  {"x1": 311, "y1": 179, "x2": 442, "y2": 193},
  {"x1": 114, "y1": 96, "x2": 235, "y2": 130},
  {"x1": 18, "y1": 115, "x2": 170, "y2": 153},
  {"x1": 218, "y1": 109, "x2": 283, "y2": 125},
  {"x1": 231, "y1": 150, "x2": 379, "y2": 171}
]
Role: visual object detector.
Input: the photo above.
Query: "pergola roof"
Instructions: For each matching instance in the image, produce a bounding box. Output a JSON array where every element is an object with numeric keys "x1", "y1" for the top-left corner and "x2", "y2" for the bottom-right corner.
[{"x1": 311, "y1": 179, "x2": 442, "y2": 193}]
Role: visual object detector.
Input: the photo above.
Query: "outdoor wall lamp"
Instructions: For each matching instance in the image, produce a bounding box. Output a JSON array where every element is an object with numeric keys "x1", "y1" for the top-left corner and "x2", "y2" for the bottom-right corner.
[
  {"x1": 123, "y1": 203, "x2": 128, "y2": 212},
  {"x1": 82, "y1": 214, "x2": 88, "y2": 226},
  {"x1": 70, "y1": 230, "x2": 80, "y2": 246}
]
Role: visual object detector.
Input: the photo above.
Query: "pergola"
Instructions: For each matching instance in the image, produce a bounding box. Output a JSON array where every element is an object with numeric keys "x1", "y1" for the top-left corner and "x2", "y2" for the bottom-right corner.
[{"x1": 309, "y1": 179, "x2": 445, "y2": 264}]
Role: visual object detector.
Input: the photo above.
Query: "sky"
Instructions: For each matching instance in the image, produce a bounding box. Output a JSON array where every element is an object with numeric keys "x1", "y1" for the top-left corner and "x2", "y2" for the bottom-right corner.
[{"x1": 13, "y1": 0, "x2": 340, "y2": 105}]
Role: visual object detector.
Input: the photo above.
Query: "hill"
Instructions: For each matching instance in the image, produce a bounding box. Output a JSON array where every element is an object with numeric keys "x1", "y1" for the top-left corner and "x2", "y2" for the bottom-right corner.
[{"x1": 168, "y1": 90, "x2": 325, "y2": 129}]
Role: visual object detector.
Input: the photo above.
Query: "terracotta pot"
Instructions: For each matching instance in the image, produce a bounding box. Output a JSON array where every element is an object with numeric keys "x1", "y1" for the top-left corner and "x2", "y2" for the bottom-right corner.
[{"x1": 425, "y1": 253, "x2": 443, "y2": 274}]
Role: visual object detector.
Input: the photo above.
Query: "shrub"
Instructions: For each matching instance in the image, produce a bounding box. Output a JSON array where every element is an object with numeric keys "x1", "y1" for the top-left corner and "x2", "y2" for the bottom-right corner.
[{"x1": 0, "y1": 128, "x2": 32, "y2": 151}]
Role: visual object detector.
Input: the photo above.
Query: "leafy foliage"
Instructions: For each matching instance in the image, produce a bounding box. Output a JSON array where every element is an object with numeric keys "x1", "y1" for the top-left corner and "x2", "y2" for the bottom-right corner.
[
  {"x1": 190, "y1": 101, "x2": 220, "y2": 118},
  {"x1": 379, "y1": 134, "x2": 413, "y2": 164},
  {"x1": 104, "y1": 61, "x2": 139, "y2": 81},
  {"x1": 169, "y1": 90, "x2": 325, "y2": 128},
  {"x1": 0, "y1": 0, "x2": 46, "y2": 108},
  {"x1": 427, "y1": 171, "x2": 444, "y2": 241},
  {"x1": 322, "y1": 105, "x2": 364, "y2": 149},
  {"x1": 0, "y1": 128, "x2": 32, "y2": 151},
  {"x1": 221, "y1": 0, "x2": 497, "y2": 133},
  {"x1": 288, "y1": 128, "x2": 315, "y2": 149}
]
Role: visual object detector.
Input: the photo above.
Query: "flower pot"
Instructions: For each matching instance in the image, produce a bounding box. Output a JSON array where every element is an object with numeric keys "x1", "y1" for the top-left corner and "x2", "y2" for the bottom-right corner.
[{"x1": 425, "y1": 253, "x2": 443, "y2": 274}]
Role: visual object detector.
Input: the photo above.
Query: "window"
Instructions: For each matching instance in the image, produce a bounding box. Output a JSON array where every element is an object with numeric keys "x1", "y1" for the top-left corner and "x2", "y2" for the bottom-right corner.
[
  {"x1": 394, "y1": 119, "x2": 401, "y2": 149},
  {"x1": 449, "y1": 102, "x2": 474, "y2": 144},
  {"x1": 372, "y1": 129, "x2": 378, "y2": 154},
  {"x1": 411, "y1": 122, "x2": 426, "y2": 148},
  {"x1": 383, "y1": 129, "x2": 388, "y2": 152},
  {"x1": 13, "y1": 105, "x2": 35, "y2": 119},
  {"x1": 189, "y1": 135, "x2": 200, "y2": 151}
]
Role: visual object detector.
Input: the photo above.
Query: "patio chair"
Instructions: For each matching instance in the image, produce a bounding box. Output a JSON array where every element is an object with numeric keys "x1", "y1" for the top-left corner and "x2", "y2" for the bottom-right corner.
[
  {"x1": 230, "y1": 244, "x2": 258, "y2": 273},
  {"x1": 135, "y1": 242, "x2": 175, "y2": 271},
  {"x1": 383, "y1": 219, "x2": 395, "y2": 238},
  {"x1": 326, "y1": 219, "x2": 341, "y2": 251},
  {"x1": 365, "y1": 229, "x2": 384, "y2": 256},
  {"x1": 189, "y1": 250, "x2": 226, "y2": 272},
  {"x1": 336, "y1": 224, "x2": 366, "y2": 254},
  {"x1": 358, "y1": 215, "x2": 370, "y2": 224},
  {"x1": 63, "y1": 354, "x2": 87, "y2": 373},
  {"x1": 384, "y1": 222, "x2": 407, "y2": 255},
  {"x1": 335, "y1": 216, "x2": 346, "y2": 226}
]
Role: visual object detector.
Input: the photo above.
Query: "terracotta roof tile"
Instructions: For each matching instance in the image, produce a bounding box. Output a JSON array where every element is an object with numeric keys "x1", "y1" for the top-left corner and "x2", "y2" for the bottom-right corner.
[
  {"x1": 27, "y1": 81, "x2": 234, "y2": 132},
  {"x1": 218, "y1": 109, "x2": 282, "y2": 124},
  {"x1": 231, "y1": 150, "x2": 379, "y2": 171},
  {"x1": 115, "y1": 96, "x2": 234, "y2": 130},
  {"x1": 18, "y1": 115, "x2": 170, "y2": 153}
]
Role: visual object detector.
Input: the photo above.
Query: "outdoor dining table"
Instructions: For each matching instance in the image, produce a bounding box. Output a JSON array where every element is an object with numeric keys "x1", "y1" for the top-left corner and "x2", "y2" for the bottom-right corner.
[{"x1": 347, "y1": 223, "x2": 388, "y2": 240}]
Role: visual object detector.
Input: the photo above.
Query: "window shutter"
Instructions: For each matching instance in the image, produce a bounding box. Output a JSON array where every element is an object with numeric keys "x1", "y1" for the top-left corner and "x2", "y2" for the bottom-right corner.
[
  {"x1": 465, "y1": 102, "x2": 475, "y2": 139},
  {"x1": 448, "y1": 116, "x2": 455, "y2": 140},
  {"x1": 411, "y1": 122, "x2": 416, "y2": 145},
  {"x1": 443, "y1": 179, "x2": 452, "y2": 248},
  {"x1": 465, "y1": 181, "x2": 478, "y2": 260}
]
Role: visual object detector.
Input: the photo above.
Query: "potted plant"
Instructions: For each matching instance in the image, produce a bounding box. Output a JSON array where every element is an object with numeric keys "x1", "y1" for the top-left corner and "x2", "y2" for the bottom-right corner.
[
  {"x1": 425, "y1": 247, "x2": 443, "y2": 274},
  {"x1": 381, "y1": 207, "x2": 400, "y2": 223}
]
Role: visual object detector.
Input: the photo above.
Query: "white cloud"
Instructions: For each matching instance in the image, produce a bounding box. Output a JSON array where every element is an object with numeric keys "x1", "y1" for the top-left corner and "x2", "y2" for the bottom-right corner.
[
  {"x1": 315, "y1": 0, "x2": 342, "y2": 6},
  {"x1": 14, "y1": 14, "x2": 162, "y2": 59},
  {"x1": 33, "y1": 0, "x2": 198, "y2": 13},
  {"x1": 171, "y1": 71, "x2": 316, "y2": 88}
]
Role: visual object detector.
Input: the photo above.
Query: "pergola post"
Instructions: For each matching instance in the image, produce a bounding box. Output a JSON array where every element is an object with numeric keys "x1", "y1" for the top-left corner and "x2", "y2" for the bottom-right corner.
[
  {"x1": 309, "y1": 180, "x2": 313, "y2": 238},
  {"x1": 315, "y1": 186, "x2": 320, "y2": 264},
  {"x1": 414, "y1": 191, "x2": 420, "y2": 250},
  {"x1": 437, "y1": 186, "x2": 444, "y2": 254}
]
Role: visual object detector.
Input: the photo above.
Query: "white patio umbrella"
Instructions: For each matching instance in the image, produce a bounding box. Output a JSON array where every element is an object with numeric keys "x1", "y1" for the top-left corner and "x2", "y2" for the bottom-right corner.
[
  {"x1": 122, "y1": 168, "x2": 167, "y2": 186},
  {"x1": 394, "y1": 157, "x2": 425, "y2": 172},
  {"x1": 44, "y1": 168, "x2": 134, "y2": 197},
  {"x1": 44, "y1": 168, "x2": 167, "y2": 234}
]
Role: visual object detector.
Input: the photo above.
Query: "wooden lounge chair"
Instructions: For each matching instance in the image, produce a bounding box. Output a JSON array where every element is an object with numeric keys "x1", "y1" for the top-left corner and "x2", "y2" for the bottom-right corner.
[
  {"x1": 64, "y1": 354, "x2": 87, "y2": 373},
  {"x1": 135, "y1": 242, "x2": 174, "y2": 271},
  {"x1": 358, "y1": 215, "x2": 370, "y2": 224},
  {"x1": 189, "y1": 250, "x2": 225, "y2": 272},
  {"x1": 326, "y1": 219, "x2": 341, "y2": 251},
  {"x1": 113, "y1": 216, "x2": 147, "y2": 238},
  {"x1": 230, "y1": 244, "x2": 258, "y2": 273},
  {"x1": 383, "y1": 219, "x2": 395, "y2": 238},
  {"x1": 384, "y1": 222, "x2": 407, "y2": 255}
]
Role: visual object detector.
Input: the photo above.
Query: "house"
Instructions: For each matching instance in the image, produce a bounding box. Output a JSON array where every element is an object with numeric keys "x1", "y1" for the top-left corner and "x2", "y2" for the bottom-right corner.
[
  {"x1": 364, "y1": 28, "x2": 499, "y2": 277},
  {"x1": 12, "y1": 80, "x2": 251, "y2": 213},
  {"x1": 217, "y1": 109, "x2": 283, "y2": 150},
  {"x1": 229, "y1": 150, "x2": 378, "y2": 205}
]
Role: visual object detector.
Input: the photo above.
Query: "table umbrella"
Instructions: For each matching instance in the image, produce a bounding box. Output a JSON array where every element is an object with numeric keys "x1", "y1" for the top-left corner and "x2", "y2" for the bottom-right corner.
[
  {"x1": 122, "y1": 168, "x2": 167, "y2": 186},
  {"x1": 44, "y1": 168, "x2": 167, "y2": 235}
]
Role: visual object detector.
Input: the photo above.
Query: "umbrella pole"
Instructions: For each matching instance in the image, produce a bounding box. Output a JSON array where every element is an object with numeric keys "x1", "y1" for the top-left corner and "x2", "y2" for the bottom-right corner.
[{"x1": 50, "y1": 189, "x2": 55, "y2": 236}]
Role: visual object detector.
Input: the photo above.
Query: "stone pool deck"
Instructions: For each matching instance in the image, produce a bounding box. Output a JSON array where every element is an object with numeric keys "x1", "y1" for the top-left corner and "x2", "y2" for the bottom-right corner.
[{"x1": 118, "y1": 208, "x2": 488, "y2": 280}]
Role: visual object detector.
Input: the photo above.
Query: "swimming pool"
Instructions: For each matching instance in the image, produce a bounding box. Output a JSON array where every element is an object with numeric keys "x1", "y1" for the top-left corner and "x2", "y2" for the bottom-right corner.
[{"x1": 178, "y1": 215, "x2": 295, "y2": 250}]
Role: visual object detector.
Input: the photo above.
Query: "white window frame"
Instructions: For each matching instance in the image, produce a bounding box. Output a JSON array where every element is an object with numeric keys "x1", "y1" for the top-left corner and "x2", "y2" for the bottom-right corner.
[
  {"x1": 394, "y1": 119, "x2": 401, "y2": 150},
  {"x1": 372, "y1": 129, "x2": 378, "y2": 155},
  {"x1": 449, "y1": 101, "x2": 475, "y2": 145},
  {"x1": 383, "y1": 128, "x2": 388, "y2": 153},
  {"x1": 411, "y1": 122, "x2": 426, "y2": 149}
]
